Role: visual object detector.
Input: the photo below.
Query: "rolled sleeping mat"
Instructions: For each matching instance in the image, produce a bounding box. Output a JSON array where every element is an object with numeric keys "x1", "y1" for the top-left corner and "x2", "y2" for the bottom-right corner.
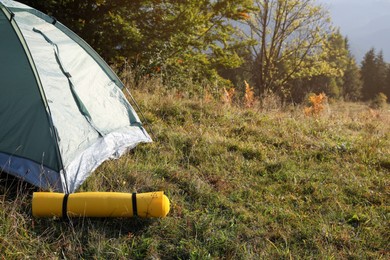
[{"x1": 32, "y1": 191, "x2": 170, "y2": 218}]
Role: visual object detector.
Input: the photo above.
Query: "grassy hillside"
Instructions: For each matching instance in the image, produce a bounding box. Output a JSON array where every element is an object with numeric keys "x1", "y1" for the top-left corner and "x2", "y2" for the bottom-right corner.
[{"x1": 1, "y1": 85, "x2": 389, "y2": 259}]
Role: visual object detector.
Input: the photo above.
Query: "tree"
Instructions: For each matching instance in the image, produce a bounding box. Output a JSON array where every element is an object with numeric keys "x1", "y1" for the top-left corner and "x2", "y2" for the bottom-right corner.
[
  {"x1": 384, "y1": 65, "x2": 390, "y2": 100},
  {"x1": 241, "y1": 0, "x2": 332, "y2": 97},
  {"x1": 310, "y1": 31, "x2": 349, "y2": 98},
  {"x1": 361, "y1": 48, "x2": 387, "y2": 100},
  {"x1": 361, "y1": 48, "x2": 377, "y2": 100},
  {"x1": 288, "y1": 30, "x2": 349, "y2": 102},
  {"x1": 375, "y1": 51, "x2": 388, "y2": 94},
  {"x1": 19, "y1": 0, "x2": 254, "y2": 88},
  {"x1": 343, "y1": 57, "x2": 362, "y2": 101},
  {"x1": 342, "y1": 38, "x2": 362, "y2": 101}
]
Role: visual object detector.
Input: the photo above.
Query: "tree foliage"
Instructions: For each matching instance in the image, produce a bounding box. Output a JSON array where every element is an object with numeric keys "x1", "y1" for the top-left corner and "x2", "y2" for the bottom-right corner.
[
  {"x1": 241, "y1": 0, "x2": 332, "y2": 97},
  {"x1": 18, "y1": 0, "x2": 374, "y2": 103},
  {"x1": 385, "y1": 65, "x2": 390, "y2": 99},
  {"x1": 343, "y1": 57, "x2": 362, "y2": 101},
  {"x1": 292, "y1": 30, "x2": 350, "y2": 101},
  {"x1": 361, "y1": 49, "x2": 377, "y2": 101},
  {"x1": 361, "y1": 48, "x2": 389, "y2": 101},
  {"x1": 20, "y1": 0, "x2": 254, "y2": 88}
]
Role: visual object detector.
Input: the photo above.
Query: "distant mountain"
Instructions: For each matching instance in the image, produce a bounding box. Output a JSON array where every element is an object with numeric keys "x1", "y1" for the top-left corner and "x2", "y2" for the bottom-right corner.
[{"x1": 320, "y1": 0, "x2": 390, "y2": 63}]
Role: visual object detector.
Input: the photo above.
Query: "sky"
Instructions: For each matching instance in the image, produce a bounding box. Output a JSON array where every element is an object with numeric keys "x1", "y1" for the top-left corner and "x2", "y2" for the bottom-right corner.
[{"x1": 319, "y1": 0, "x2": 390, "y2": 62}]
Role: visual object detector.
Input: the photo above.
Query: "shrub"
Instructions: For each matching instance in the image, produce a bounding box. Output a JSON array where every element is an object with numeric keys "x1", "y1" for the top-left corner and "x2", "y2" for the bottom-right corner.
[
  {"x1": 304, "y1": 92, "x2": 328, "y2": 116},
  {"x1": 370, "y1": 92, "x2": 388, "y2": 109}
]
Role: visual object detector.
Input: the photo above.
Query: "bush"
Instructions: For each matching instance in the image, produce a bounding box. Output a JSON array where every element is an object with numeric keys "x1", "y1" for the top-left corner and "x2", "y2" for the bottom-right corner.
[
  {"x1": 370, "y1": 92, "x2": 388, "y2": 109},
  {"x1": 304, "y1": 92, "x2": 328, "y2": 116}
]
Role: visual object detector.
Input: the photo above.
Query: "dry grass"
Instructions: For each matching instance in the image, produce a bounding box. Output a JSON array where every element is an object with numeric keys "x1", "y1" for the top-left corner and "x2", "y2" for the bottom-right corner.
[
  {"x1": 222, "y1": 87, "x2": 235, "y2": 105},
  {"x1": 244, "y1": 80, "x2": 255, "y2": 108}
]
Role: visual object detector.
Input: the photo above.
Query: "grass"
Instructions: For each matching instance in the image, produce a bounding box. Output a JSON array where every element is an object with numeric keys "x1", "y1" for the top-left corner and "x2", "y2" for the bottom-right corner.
[{"x1": 1, "y1": 86, "x2": 389, "y2": 259}]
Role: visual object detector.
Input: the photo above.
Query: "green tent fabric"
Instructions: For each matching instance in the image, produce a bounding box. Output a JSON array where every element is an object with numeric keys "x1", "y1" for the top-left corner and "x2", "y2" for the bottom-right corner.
[{"x1": 0, "y1": 0, "x2": 151, "y2": 193}]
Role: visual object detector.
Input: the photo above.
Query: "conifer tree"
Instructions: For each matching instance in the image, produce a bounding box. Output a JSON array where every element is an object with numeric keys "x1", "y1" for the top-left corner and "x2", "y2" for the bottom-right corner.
[
  {"x1": 343, "y1": 58, "x2": 362, "y2": 101},
  {"x1": 361, "y1": 48, "x2": 378, "y2": 100},
  {"x1": 361, "y1": 49, "x2": 389, "y2": 100},
  {"x1": 375, "y1": 51, "x2": 388, "y2": 94},
  {"x1": 384, "y1": 65, "x2": 390, "y2": 100},
  {"x1": 342, "y1": 38, "x2": 362, "y2": 101}
]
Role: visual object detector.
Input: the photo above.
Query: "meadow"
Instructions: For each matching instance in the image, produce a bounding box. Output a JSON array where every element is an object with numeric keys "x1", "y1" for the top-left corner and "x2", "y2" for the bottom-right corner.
[{"x1": 1, "y1": 81, "x2": 389, "y2": 259}]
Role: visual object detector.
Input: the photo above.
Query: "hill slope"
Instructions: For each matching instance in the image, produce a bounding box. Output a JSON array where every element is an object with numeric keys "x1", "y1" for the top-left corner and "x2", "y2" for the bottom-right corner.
[{"x1": 1, "y1": 86, "x2": 389, "y2": 258}]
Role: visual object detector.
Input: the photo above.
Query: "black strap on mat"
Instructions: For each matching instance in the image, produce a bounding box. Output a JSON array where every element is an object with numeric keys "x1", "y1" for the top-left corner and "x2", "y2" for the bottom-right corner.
[
  {"x1": 62, "y1": 194, "x2": 69, "y2": 219},
  {"x1": 132, "y1": 193, "x2": 138, "y2": 216}
]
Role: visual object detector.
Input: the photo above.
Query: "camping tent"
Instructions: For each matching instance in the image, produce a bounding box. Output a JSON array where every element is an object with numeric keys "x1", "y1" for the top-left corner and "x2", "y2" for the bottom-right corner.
[{"x1": 0, "y1": 0, "x2": 151, "y2": 193}]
